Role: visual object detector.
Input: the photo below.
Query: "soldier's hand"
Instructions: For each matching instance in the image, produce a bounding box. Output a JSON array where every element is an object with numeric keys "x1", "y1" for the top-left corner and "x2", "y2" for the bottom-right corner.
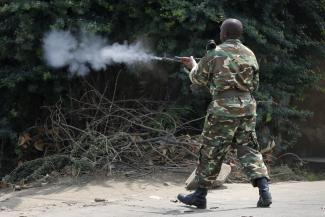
[{"x1": 179, "y1": 56, "x2": 197, "y2": 71}]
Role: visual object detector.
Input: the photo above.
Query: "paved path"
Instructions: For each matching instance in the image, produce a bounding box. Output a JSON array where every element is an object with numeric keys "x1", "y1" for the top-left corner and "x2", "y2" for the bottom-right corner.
[{"x1": 1, "y1": 179, "x2": 325, "y2": 217}]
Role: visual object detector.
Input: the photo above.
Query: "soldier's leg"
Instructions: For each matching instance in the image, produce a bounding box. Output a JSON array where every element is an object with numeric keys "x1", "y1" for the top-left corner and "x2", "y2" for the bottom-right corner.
[
  {"x1": 234, "y1": 116, "x2": 272, "y2": 207},
  {"x1": 195, "y1": 115, "x2": 239, "y2": 188},
  {"x1": 178, "y1": 115, "x2": 239, "y2": 208}
]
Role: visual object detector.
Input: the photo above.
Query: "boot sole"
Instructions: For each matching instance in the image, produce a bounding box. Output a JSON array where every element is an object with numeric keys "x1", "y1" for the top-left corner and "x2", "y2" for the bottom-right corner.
[{"x1": 257, "y1": 199, "x2": 272, "y2": 207}]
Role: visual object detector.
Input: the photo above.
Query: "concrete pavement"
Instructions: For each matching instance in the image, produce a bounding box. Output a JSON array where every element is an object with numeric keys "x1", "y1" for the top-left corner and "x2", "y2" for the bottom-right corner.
[{"x1": 1, "y1": 179, "x2": 324, "y2": 217}]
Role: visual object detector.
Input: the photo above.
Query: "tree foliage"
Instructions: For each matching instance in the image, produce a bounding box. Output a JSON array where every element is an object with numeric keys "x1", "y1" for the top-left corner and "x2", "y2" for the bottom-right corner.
[{"x1": 0, "y1": 0, "x2": 324, "y2": 175}]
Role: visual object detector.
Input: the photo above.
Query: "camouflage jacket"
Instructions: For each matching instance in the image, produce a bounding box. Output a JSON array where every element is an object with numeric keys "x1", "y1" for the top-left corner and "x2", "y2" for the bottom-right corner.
[{"x1": 189, "y1": 39, "x2": 259, "y2": 117}]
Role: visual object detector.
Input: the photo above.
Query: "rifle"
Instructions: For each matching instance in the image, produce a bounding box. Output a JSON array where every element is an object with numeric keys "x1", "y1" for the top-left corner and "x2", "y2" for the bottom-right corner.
[{"x1": 152, "y1": 39, "x2": 217, "y2": 63}]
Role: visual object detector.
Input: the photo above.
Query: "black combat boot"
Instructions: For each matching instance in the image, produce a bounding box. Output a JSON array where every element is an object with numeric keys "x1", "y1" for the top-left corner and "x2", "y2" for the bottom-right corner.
[
  {"x1": 256, "y1": 177, "x2": 272, "y2": 207},
  {"x1": 177, "y1": 188, "x2": 207, "y2": 209}
]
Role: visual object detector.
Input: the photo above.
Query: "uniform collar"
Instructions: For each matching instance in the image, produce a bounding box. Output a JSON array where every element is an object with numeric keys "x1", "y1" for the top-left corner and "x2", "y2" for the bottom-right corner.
[{"x1": 223, "y1": 39, "x2": 242, "y2": 44}]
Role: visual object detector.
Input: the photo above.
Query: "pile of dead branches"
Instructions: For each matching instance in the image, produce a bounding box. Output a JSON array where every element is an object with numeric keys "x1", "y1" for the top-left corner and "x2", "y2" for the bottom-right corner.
[
  {"x1": 43, "y1": 87, "x2": 201, "y2": 175},
  {"x1": 4, "y1": 83, "x2": 303, "y2": 185}
]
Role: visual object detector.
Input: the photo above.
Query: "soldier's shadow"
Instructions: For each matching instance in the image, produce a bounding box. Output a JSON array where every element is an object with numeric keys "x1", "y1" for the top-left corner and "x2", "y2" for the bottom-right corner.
[
  {"x1": 159, "y1": 205, "x2": 257, "y2": 215},
  {"x1": 160, "y1": 207, "x2": 212, "y2": 215}
]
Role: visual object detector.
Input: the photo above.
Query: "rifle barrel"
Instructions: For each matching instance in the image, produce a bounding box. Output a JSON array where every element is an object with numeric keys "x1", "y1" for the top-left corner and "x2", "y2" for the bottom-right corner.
[{"x1": 153, "y1": 56, "x2": 201, "y2": 63}]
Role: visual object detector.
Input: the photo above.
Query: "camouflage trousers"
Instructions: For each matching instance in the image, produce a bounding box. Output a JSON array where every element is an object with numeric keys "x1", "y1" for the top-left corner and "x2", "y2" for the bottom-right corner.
[{"x1": 195, "y1": 114, "x2": 270, "y2": 188}]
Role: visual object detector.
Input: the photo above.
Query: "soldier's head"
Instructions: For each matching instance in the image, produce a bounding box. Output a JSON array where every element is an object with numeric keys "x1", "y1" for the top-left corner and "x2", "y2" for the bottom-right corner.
[{"x1": 220, "y1": 18, "x2": 243, "y2": 42}]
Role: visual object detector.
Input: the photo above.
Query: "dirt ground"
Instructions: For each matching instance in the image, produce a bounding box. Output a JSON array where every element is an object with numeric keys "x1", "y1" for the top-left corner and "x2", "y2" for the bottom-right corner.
[{"x1": 1, "y1": 172, "x2": 325, "y2": 217}]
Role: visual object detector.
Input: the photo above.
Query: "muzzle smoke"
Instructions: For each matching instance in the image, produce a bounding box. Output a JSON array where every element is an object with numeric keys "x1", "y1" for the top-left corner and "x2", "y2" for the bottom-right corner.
[{"x1": 43, "y1": 30, "x2": 156, "y2": 75}]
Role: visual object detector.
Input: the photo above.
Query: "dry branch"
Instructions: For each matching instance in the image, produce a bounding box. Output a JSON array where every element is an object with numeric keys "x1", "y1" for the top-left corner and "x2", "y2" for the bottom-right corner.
[{"x1": 42, "y1": 86, "x2": 201, "y2": 177}]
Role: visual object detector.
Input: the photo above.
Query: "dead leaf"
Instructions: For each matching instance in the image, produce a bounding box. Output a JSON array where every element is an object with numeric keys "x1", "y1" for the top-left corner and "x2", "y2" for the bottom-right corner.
[
  {"x1": 18, "y1": 133, "x2": 31, "y2": 147},
  {"x1": 0, "y1": 181, "x2": 8, "y2": 189},
  {"x1": 48, "y1": 127, "x2": 59, "y2": 135},
  {"x1": 33, "y1": 139, "x2": 45, "y2": 151},
  {"x1": 162, "y1": 148, "x2": 167, "y2": 156}
]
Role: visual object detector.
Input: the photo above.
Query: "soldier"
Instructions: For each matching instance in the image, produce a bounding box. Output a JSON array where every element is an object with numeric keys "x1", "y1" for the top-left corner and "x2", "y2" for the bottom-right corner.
[{"x1": 177, "y1": 18, "x2": 272, "y2": 209}]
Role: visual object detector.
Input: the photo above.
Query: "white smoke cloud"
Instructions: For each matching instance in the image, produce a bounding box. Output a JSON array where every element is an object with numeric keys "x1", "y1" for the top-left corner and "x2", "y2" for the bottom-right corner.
[
  {"x1": 43, "y1": 30, "x2": 155, "y2": 76},
  {"x1": 43, "y1": 30, "x2": 77, "y2": 68}
]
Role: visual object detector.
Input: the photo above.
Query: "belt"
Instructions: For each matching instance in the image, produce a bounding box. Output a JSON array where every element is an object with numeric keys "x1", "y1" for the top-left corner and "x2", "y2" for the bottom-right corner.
[{"x1": 214, "y1": 90, "x2": 251, "y2": 99}]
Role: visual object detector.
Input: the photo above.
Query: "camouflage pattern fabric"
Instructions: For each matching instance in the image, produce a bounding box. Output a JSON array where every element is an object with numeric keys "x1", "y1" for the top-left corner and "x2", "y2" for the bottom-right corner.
[
  {"x1": 189, "y1": 39, "x2": 259, "y2": 117},
  {"x1": 188, "y1": 39, "x2": 269, "y2": 187},
  {"x1": 195, "y1": 115, "x2": 269, "y2": 188}
]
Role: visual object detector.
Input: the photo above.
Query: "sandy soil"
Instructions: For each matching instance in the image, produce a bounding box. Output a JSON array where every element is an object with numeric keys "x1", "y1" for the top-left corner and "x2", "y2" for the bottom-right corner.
[{"x1": 1, "y1": 172, "x2": 325, "y2": 217}]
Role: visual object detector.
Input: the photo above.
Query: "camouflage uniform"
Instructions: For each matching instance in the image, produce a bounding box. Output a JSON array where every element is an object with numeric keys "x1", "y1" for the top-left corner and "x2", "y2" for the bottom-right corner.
[{"x1": 189, "y1": 39, "x2": 269, "y2": 188}]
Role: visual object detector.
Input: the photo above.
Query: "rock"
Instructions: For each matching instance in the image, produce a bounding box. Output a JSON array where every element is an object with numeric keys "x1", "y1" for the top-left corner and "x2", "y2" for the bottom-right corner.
[
  {"x1": 41, "y1": 182, "x2": 48, "y2": 187},
  {"x1": 0, "y1": 198, "x2": 9, "y2": 202},
  {"x1": 14, "y1": 185, "x2": 22, "y2": 191},
  {"x1": 149, "y1": 195, "x2": 161, "y2": 200},
  {"x1": 163, "y1": 182, "x2": 170, "y2": 186},
  {"x1": 21, "y1": 184, "x2": 32, "y2": 190},
  {"x1": 94, "y1": 198, "x2": 106, "y2": 202},
  {"x1": 185, "y1": 163, "x2": 231, "y2": 190}
]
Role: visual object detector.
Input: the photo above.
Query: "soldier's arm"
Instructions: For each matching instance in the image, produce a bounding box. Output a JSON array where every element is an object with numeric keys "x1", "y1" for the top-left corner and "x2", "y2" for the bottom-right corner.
[
  {"x1": 252, "y1": 70, "x2": 259, "y2": 91},
  {"x1": 251, "y1": 60, "x2": 260, "y2": 92},
  {"x1": 189, "y1": 55, "x2": 213, "y2": 86}
]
